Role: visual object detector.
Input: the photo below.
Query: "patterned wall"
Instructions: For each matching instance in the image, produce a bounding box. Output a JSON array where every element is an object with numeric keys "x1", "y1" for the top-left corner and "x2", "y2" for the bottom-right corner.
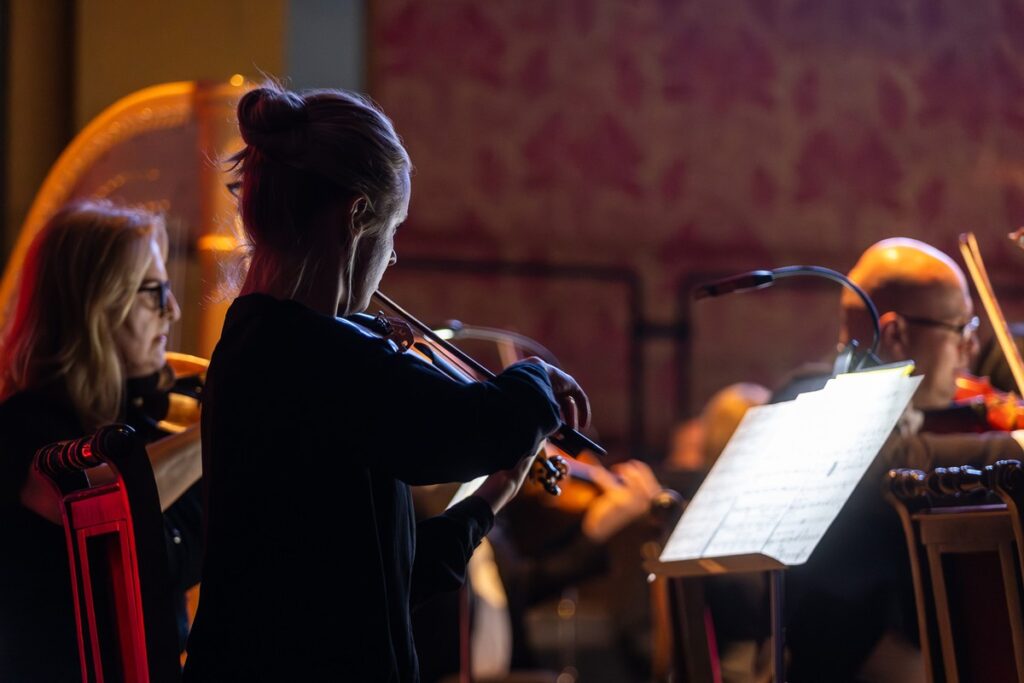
[{"x1": 369, "y1": 0, "x2": 1024, "y2": 455}]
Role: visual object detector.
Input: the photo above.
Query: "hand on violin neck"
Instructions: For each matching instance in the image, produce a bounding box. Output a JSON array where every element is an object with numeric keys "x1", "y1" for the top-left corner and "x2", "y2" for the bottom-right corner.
[
  {"x1": 472, "y1": 446, "x2": 541, "y2": 515},
  {"x1": 518, "y1": 356, "x2": 591, "y2": 430}
]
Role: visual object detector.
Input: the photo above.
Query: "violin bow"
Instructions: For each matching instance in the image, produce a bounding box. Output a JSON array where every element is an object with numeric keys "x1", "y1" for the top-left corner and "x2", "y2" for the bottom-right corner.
[{"x1": 959, "y1": 232, "x2": 1024, "y2": 396}]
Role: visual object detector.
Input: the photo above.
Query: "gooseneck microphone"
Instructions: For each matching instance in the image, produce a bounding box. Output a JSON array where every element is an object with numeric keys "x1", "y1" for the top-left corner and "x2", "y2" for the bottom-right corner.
[
  {"x1": 693, "y1": 270, "x2": 775, "y2": 299},
  {"x1": 693, "y1": 265, "x2": 882, "y2": 370}
]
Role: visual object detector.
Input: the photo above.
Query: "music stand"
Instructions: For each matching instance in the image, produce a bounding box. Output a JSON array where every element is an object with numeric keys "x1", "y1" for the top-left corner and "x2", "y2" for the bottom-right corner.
[{"x1": 646, "y1": 365, "x2": 920, "y2": 681}]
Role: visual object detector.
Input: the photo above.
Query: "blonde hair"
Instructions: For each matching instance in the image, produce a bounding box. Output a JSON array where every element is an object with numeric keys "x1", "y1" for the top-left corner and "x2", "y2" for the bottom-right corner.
[
  {"x1": 0, "y1": 200, "x2": 164, "y2": 429},
  {"x1": 230, "y1": 82, "x2": 410, "y2": 313}
]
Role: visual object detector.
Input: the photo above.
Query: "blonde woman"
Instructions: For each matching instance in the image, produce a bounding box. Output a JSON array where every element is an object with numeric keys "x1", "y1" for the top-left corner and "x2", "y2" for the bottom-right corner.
[{"x1": 0, "y1": 199, "x2": 202, "y2": 681}]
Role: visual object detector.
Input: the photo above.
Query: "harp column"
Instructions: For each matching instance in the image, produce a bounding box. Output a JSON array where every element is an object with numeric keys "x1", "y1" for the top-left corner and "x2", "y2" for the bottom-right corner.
[{"x1": 194, "y1": 80, "x2": 247, "y2": 360}]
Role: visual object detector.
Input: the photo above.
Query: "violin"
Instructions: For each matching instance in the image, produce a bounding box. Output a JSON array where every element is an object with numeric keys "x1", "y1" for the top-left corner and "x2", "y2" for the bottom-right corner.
[
  {"x1": 159, "y1": 353, "x2": 206, "y2": 432},
  {"x1": 126, "y1": 352, "x2": 206, "y2": 439},
  {"x1": 924, "y1": 372, "x2": 1024, "y2": 433},
  {"x1": 960, "y1": 232, "x2": 1024, "y2": 393},
  {"x1": 348, "y1": 291, "x2": 607, "y2": 496}
]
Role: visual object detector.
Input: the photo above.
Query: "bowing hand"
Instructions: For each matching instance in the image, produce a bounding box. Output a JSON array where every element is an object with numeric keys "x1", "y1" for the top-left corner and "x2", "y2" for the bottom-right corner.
[{"x1": 518, "y1": 356, "x2": 591, "y2": 430}]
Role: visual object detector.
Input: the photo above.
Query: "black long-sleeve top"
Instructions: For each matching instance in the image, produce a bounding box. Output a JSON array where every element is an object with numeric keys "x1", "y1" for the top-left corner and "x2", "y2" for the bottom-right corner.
[
  {"x1": 0, "y1": 378, "x2": 203, "y2": 682},
  {"x1": 182, "y1": 294, "x2": 561, "y2": 682}
]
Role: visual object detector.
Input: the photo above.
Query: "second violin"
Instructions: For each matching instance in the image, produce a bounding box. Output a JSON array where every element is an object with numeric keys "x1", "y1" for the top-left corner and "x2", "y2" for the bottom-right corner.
[{"x1": 923, "y1": 371, "x2": 1024, "y2": 433}]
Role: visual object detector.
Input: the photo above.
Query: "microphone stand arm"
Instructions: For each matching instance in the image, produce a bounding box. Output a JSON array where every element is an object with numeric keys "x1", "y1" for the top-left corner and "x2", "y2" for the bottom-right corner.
[
  {"x1": 770, "y1": 266, "x2": 881, "y2": 370},
  {"x1": 694, "y1": 265, "x2": 882, "y2": 372}
]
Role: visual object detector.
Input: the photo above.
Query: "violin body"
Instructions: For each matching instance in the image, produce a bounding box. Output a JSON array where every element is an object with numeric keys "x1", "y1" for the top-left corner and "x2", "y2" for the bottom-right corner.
[
  {"x1": 160, "y1": 352, "x2": 207, "y2": 433},
  {"x1": 955, "y1": 373, "x2": 1024, "y2": 431},
  {"x1": 922, "y1": 372, "x2": 1024, "y2": 433},
  {"x1": 127, "y1": 352, "x2": 207, "y2": 439}
]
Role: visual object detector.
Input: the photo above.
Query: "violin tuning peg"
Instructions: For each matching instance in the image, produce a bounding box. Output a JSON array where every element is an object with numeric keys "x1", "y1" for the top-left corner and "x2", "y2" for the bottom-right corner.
[
  {"x1": 544, "y1": 479, "x2": 562, "y2": 496},
  {"x1": 548, "y1": 455, "x2": 569, "y2": 478}
]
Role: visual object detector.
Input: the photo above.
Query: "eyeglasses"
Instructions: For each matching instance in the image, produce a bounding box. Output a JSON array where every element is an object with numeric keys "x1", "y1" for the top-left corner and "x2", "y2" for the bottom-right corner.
[
  {"x1": 900, "y1": 313, "x2": 980, "y2": 343},
  {"x1": 138, "y1": 280, "x2": 173, "y2": 316}
]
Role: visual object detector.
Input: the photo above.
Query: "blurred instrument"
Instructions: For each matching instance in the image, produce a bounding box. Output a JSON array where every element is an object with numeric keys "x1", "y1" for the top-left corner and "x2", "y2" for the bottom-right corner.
[
  {"x1": 158, "y1": 352, "x2": 207, "y2": 434},
  {"x1": 959, "y1": 233, "x2": 1024, "y2": 394},
  {"x1": 921, "y1": 234, "x2": 1024, "y2": 433},
  {"x1": 922, "y1": 233, "x2": 1024, "y2": 433},
  {"x1": 0, "y1": 80, "x2": 248, "y2": 359},
  {"x1": 126, "y1": 352, "x2": 207, "y2": 440},
  {"x1": 434, "y1": 319, "x2": 562, "y2": 368},
  {"x1": 925, "y1": 372, "x2": 1024, "y2": 433},
  {"x1": 955, "y1": 373, "x2": 1024, "y2": 431}
]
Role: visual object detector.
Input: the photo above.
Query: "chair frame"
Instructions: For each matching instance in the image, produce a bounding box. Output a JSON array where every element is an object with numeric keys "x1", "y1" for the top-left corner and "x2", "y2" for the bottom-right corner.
[
  {"x1": 888, "y1": 460, "x2": 1024, "y2": 683},
  {"x1": 34, "y1": 424, "x2": 181, "y2": 683}
]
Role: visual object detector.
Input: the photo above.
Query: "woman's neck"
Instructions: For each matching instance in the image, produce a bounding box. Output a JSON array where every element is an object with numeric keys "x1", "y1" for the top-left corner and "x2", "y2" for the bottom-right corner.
[{"x1": 241, "y1": 249, "x2": 344, "y2": 317}]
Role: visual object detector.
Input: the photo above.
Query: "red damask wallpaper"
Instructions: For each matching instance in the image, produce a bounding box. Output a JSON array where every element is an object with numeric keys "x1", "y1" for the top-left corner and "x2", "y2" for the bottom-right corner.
[{"x1": 369, "y1": 0, "x2": 1024, "y2": 456}]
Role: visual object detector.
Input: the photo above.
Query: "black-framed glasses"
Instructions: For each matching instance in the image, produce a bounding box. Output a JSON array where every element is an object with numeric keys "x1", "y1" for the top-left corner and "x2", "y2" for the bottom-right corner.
[
  {"x1": 138, "y1": 280, "x2": 172, "y2": 316},
  {"x1": 900, "y1": 313, "x2": 980, "y2": 343}
]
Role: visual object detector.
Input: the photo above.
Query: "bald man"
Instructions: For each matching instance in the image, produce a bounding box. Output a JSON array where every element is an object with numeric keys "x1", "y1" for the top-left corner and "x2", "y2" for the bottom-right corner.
[
  {"x1": 781, "y1": 238, "x2": 1021, "y2": 683},
  {"x1": 843, "y1": 237, "x2": 980, "y2": 411}
]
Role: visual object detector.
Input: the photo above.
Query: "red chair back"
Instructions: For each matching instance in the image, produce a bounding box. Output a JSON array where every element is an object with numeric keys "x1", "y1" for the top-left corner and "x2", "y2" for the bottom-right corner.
[{"x1": 34, "y1": 425, "x2": 181, "y2": 683}]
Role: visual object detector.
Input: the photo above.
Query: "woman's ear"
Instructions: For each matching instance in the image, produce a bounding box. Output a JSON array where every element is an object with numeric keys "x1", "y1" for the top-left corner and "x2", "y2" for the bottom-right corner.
[
  {"x1": 347, "y1": 195, "x2": 372, "y2": 237},
  {"x1": 878, "y1": 311, "x2": 908, "y2": 360}
]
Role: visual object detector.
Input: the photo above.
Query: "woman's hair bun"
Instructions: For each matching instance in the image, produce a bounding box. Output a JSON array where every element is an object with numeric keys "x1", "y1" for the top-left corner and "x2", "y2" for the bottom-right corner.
[{"x1": 237, "y1": 85, "x2": 308, "y2": 161}]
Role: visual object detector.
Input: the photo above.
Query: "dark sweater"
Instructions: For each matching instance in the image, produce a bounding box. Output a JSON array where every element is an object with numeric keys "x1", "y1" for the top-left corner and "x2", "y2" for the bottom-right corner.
[
  {"x1": 182, "y1": 294, "x2": 561, "y2": 682},
  {"x1": 0, "y1": 380, "x2": 203, "y2": 682}
]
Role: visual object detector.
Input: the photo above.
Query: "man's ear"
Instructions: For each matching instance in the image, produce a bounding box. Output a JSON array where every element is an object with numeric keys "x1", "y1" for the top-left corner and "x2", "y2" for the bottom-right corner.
[{"x1": 878, "y1": 311, "x2": 908, "y2": 360}]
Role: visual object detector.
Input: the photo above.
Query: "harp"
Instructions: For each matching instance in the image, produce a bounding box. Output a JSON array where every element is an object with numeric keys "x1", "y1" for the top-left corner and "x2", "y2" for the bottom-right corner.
[{"x1": 0, "y1": 80, "x2": 248, "y2": 357}]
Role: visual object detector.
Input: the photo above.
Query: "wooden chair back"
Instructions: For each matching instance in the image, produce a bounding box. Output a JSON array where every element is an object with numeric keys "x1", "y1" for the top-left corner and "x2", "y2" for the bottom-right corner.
[{"x1": 888, "y1": 460, "x2": 1024, "y2": 683}]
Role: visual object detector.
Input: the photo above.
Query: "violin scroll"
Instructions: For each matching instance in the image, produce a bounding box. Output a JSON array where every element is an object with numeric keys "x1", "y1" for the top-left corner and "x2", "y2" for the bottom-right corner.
[
  {"x1": 532, "y1": 454, "x2": 569, "y2": 495},
  {"x1": 371, "y1": 312, "x2": 415, "y2": 351}
]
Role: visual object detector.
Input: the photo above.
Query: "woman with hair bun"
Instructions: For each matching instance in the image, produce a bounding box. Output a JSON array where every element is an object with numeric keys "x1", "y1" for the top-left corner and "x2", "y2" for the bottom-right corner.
[{"x1": 182, "y1": 84, "x2": 589, "y2": 681}]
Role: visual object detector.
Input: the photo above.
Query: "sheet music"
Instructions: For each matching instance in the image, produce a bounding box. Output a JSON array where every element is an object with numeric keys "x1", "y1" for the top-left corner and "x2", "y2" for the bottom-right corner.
[
  {"x1": 661, "y1": 402, "x2": 797, "y2": 559},
  {"x1": 659, "y1": 366, "x2": 920, "y2": 567},
  {"x1": 761, "y1": 369, "x2": 920, "y2": 564}
]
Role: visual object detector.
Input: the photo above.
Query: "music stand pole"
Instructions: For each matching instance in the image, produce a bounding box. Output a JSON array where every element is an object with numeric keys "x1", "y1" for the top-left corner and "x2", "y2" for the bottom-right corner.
[{"x1": 770, "y1": 569, "x2": 785, "y2": 682}]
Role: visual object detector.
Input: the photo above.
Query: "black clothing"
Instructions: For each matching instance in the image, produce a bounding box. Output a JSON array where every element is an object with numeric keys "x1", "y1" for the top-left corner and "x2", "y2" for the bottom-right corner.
[
  {"x1": 0, "y1": 381, "x2": 203, "y2": 682},
  {"x1": 183, "y1": 294, "x2": 561, "y2": 682}
]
